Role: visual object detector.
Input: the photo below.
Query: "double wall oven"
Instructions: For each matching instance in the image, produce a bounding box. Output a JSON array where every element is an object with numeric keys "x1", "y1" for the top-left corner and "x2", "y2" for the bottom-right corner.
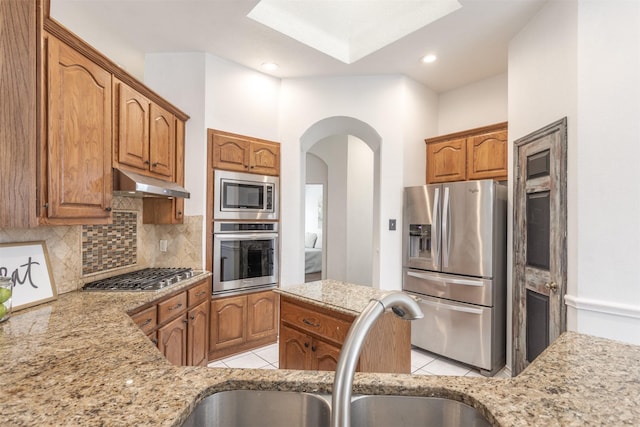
[{"x1": 212, "y1": 170, "x2": 280, "y2": 296}]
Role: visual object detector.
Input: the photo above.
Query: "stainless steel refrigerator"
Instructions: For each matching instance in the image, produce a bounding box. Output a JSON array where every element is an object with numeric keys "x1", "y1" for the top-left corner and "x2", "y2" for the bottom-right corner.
[{"x1": 402, "y1": 180, "x2": 507, "y2": 376}]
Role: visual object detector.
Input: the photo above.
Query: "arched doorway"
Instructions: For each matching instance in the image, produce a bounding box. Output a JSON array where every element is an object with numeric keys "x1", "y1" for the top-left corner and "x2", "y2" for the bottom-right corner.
[{"x1": 300, "y1": 116, "x2": 381, "y2": 286}]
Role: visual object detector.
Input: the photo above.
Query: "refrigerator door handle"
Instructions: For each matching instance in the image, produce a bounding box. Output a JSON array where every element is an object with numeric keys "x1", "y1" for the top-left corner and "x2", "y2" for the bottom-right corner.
[
  {"x1": 442, "y1": 186, "x2": 450, "y2": 268},
  {"x1": 407, "y1": 271, "x2": 485, "y2": 287},
  {"x1": 414, "y1": 296, "x2": 485, "y2": 315},
  {"x1": 432, "y1": 187, "x2": 440, "y2": 266}
]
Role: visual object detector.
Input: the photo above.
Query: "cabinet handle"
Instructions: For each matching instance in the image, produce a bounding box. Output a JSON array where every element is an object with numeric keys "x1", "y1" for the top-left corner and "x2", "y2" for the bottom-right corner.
[
  {"x1": 105, "y1": 207, "x2": 112, "y2": 212},
  {"x1": 169, "y1": 303, "x2": 183, "y2": 311},
  {"x1": 140, "y1": 318, "x2": 152, "y2": 327},
  {"x1": 303, "y1": 318, "x2": 320, "y2": 328},
  {"x1": 196, "y1": 291, "x2": 206, "y2": 297}
]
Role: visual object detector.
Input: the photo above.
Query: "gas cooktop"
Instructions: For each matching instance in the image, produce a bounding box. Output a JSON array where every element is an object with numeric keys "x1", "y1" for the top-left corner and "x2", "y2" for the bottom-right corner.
[{"x1": 82, "y1": 268, "x2": 194, "y2": 292}]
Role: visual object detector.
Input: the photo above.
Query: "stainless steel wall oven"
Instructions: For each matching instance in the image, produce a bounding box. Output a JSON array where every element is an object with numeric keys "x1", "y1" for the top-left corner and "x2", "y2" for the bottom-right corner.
[{"x1": 212, "y1": 222, "x2": 278, "y2": 295}]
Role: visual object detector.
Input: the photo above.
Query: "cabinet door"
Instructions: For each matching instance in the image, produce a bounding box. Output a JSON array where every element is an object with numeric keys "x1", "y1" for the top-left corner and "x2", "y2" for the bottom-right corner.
[
  {"x1": 158, "y1": 315, "x2": 187, "y2": 366},
  {"x1": 187, "y1": 300, "x2": 209, "y2": 367},
  {"x1": 247, "y1": 291, "x2": 278, "y2": 342},
  {"x1": 249, "y1": 141, "x2": 280, "y2": 176},
  {"x1": 311, "y1": 339, "x2": 341, "y2": 372},
  {"x1": 116, "y1": 81, "x2": 149, "y2": 170},
  {"x1": 212, "y1": 133, "x2": 251, "y2": 172},
  {"x1": 466, "y1": 130, "x2": 508, "y2": 180},
  {"x1": 209, "y1": 295, "x2": 247, "y2": 352},
  {"x1": 173, "y1": 119, "x2": 185, "y2": 223},
  {"x1": 279, "y1": 324, "x2": 311, "y2": 370},
  {"x1": 426, "y1": 138, "x2": 466, "y2": 184},
  {"x1": 46, "y1": 35, "x2": 112, "y2": 221},
  {"x1": 149, "y1": 103, "x2": 175, "y2": 178}
]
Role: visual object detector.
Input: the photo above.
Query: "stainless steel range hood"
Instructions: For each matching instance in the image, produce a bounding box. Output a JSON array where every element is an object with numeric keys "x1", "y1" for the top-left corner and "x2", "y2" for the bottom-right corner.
[{"x1": 113, "y1": 169, "x2": 190, "y2": 199}]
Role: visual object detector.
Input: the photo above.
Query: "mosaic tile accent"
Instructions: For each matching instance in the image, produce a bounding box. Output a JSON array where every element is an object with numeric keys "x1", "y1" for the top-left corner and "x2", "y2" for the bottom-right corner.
[{"x1": 82, "y1": 211, "x2": 137, "y2": 275}]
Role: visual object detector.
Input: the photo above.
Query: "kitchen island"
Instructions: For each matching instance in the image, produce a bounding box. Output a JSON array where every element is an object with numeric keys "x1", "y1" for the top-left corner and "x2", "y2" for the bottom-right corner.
[
  {"x1": 275, "y1": 281, "x2": 411, "y2": 373},
  {"x1": 1, "y1": 277, "x2": 640, "y2": 426}
]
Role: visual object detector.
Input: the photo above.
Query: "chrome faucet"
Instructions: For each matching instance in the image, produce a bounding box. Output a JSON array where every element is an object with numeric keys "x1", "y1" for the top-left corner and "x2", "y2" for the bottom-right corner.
[{"x1": 331, "y1": 291, "x2": 424, "y2": 427}]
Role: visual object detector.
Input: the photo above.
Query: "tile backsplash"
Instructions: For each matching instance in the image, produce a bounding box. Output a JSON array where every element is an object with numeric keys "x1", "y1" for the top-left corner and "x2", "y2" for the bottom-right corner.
[
  {"x1": 82, "y1": 211, "x2": 138, "y2": 275},
  {"x1": 0, "y1": 197, "x2": 203, "y2": 295}
]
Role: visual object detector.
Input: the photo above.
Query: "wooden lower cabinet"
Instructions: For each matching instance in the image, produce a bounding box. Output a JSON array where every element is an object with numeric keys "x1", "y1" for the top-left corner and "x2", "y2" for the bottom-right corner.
[
  {"x1": 130, "y1": 277, "x2": 210, "y2": 367},
  {"x1": 279, "y1": 296, "x2": 410, "y2": 373},
  {"x1": 158, "y1": 314, "x2": 188, "y2": 366},
  {"x1": 187, "y1": 300, "x2": 209, "y2": 367},
  {"x1": 279, "y1": 324, "x2": 341, "y2": 371},
  {"x1": 209, "y1": 290, "x2": 279, "y2": 361}
]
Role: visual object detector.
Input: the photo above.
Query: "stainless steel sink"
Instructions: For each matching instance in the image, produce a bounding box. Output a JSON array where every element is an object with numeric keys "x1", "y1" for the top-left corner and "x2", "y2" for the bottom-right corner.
[
  {"x1": 180, "y1": 390, "x2": 331, "y2": 427},
  {"x1": 350, "y1": 395, "x2": 491, "y2": 427}
]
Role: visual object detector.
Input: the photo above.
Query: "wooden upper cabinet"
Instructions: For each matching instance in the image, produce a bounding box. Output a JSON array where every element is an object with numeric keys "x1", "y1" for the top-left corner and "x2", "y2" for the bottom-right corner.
[
  {"x1": 211, "y1": 129, "x2": 280, "y2": 176},
  {"x1": 426, "y1": 122, "x2": 508, "y2": 184},
  {"x1": 466, "y1": 129, "x2": 508, "y2": 181},
  {"x1": 116, "y1": 82, "x2": 149, "y2": 170},
  {"x1": 44, "y1": 34, "x2": 113, "y2": 223},
  {"x1": 426, "y1": 138, "x2": 467, "y2": 183},
  {"x1": 115, "y1": 80, "x2": 175, "y2": 180},
  {"x1": 149, "y1": 103, "x2": 175, "y2": 178}
]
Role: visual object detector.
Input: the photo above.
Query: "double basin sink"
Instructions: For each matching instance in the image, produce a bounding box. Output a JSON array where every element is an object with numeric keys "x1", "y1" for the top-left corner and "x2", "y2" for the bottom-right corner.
[{"x1": 181, "y1": 390, "x2": 491, "y2": 427}]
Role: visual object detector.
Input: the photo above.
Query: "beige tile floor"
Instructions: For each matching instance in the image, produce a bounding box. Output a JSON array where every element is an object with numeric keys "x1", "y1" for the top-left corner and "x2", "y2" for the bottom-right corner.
[{"x1": 208, "y1": 342, "x2": 511, "y2": 378}]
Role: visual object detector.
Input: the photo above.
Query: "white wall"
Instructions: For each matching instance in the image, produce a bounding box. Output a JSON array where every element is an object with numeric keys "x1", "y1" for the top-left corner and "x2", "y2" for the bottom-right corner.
[
  {"x1": 309, "y1": 135, "x2": 349, "y2": 280},
  {"x1": 144, "y1": 53, "x2": 207, "y2": 218},
  {"x1": 571, "y1": 0, "x2": 640, "y2": 344},
  {"x1": 278, "y1": 76, "x2": 437, "y2": 288},
  {"x1": 50, "y1": 3, "x2": 146, "y2": 79},
  {"x1": 510, "y1": 0, "x2": 640, "y2": 346},
  {"x1": 346, "y1": 136, "x2": 374, "y2": 286},
  {"x1": 204, "y1": 55, "x2": 280, "y2": 142},
  {"x1": 508, "y1": 0, "x2": 578, "y2": 365},
  {"x1": 438, "y1": 73, "x2": 508, "y2": 135}
]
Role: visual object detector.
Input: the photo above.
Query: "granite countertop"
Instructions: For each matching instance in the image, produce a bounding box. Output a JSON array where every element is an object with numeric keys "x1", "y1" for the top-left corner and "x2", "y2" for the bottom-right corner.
[
  {"x1": 274, "y1": 280, "x2": 394, "y2": 315},
  {"x1": 2, "y1": 278, "x2": 640, "y2": 426}
]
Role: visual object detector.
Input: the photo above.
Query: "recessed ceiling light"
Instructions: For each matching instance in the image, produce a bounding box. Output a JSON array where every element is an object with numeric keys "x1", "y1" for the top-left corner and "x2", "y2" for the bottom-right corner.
[
  {"x1": 421, "y1": 54, "x2": 437, "y2": 64},
  {"x1": 261, "y1": 62, "x2": 279, "y2": 71}
]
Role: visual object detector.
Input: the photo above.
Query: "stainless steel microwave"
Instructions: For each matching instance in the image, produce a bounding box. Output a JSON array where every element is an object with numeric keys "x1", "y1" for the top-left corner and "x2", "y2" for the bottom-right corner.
[{"x1": 213, "y1": 170, "x2": 279, "y2": 220}]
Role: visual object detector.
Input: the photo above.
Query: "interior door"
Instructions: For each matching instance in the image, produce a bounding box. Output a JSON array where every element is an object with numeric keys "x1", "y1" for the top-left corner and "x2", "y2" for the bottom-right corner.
[{"x1": 513, "y1": 118, "x2": 567, "y2": 375}]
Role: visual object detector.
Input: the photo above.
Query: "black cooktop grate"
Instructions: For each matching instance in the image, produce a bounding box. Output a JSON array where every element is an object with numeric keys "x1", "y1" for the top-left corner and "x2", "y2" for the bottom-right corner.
[{"x1": 82, "y1": 268, "x2": 194, "y2": 291}]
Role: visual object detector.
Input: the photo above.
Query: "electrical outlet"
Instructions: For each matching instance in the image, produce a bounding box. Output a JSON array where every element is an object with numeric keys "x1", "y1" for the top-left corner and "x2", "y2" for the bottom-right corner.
[
  {"x1": 159, "y1": 240, "x2": 168, "y2": 252},
  {"x1": 389, "y1": 219, "x2": 396, "y2": 231}
]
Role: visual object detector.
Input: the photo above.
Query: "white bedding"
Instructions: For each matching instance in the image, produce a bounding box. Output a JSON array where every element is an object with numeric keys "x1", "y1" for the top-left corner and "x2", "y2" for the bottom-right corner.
[{"x1": 305, "y1": 247, "x2": 322, "y2": 273}]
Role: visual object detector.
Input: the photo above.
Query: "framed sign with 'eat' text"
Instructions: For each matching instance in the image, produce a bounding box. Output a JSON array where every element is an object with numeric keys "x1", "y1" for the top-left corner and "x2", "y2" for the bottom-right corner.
[{"x1": 0, "y1": 241, "x2": 57, "y2": 310}]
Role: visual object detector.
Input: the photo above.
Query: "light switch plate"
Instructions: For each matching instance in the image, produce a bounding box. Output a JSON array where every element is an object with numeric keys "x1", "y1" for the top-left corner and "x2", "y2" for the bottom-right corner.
[{"x1": 389, "y1": 219, "x2": 396, "y2": 231}]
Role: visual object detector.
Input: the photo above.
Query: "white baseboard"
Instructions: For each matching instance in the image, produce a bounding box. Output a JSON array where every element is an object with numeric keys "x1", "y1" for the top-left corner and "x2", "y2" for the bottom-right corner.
[{"x1": 564, "y1": 294, "x2": 640, "y2": 319}]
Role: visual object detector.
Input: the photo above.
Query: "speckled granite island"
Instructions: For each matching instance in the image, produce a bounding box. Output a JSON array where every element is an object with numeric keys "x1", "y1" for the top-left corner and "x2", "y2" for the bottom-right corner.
[{"x1": 1, "y1": 277, "x2": 640, "y2": 426}]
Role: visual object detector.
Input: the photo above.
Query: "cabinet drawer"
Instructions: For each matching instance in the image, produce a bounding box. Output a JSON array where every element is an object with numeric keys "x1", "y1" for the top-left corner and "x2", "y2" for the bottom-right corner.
[
  {"x1": 188, "y1": 280, "x2": 210, "y2": 307},
  {"x1": 158, "y1": 292, "x2": 187, "y2": 323},
  {"x1": 131, "y1": 305, "x2": 157, "y2": 334},
  {"x1": 280, "y1": 300, "x2": 352, "y2": 345}
]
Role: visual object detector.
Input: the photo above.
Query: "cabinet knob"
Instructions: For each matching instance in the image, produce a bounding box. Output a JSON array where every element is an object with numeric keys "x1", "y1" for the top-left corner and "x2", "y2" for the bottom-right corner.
[
  {"x1": 183, "y1": 318, "x2": 189, "y2": 324},
  {"x1": 144, "y1": 160, "x2": 150, "y2": 165},
  {"x1": 105, "y1": 207, "x2": 112, "y2": 212},
  {"x1": 152, "y1": 163, "x2": 158, "y2": 167},
  {"x1": 304, "y1": 342, "x2": 309, "y2": 348},
  {"x1": 151, "y1": 338, "x2": 158, "y2": 346},
  {"x1": 311, "y1": 346, "x2": 316, "y2": 352}
]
